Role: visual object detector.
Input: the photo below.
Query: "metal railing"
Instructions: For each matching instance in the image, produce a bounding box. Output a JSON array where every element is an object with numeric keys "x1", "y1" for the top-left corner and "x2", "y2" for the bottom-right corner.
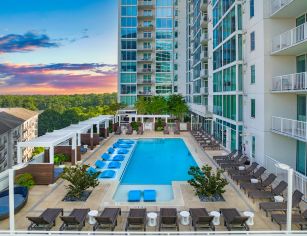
[
  {"x1": 264, "y1": 155, "x2": 307, "y2": 202},
  {"x1": 201, "y1": 33, "x2": 208, "y2": 42},
  {"x1": 272, "y1": 22, "x2": 307, "y2": 53},
  {"x1": 271, "y1": 0, "x2": 293, "y2": 15},
  {"x1": 272, "y1": 72, "x2": 307, "y2": 92},
  {"x1": 272, "y1": 116, "x2": 307, "y2": 141},
  {"x1": 201, "y1": 69, "x2": 208, "y2": 77}
]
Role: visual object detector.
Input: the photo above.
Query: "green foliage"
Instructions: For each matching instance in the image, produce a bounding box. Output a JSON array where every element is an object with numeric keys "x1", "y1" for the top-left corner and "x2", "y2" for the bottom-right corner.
[
  {"x1": 15, "y1": 173, "x2": 35, "y2": 188},
  {"x1": 188, "y1": 165, "x2": 228, "y2": 197},
  {"x1": 134, "y1": 95, "x2": 188, "y2": 120},
  {"x1": 54, "y1": 154, "x2": 69, "y2": 165},
  {"x1": 130, "y1": 121, "x2": 141, "y2": 131},
  {"x1": 155, "y1": 118, "x2": 165, "y2": 131},
  {"x1": 0, "y1": 94, "x2": 121, "y2": 136},
  {"x1": 60, "y1": 165, "x2": 99, "y2": 199},
  {"x1": 31, "y1": 147, "x2": 44, "y2": 157}
]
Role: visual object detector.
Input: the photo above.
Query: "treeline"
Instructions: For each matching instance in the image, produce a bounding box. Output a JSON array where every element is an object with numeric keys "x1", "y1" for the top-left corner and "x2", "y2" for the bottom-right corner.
[{"x1": 0, "y1": 94, "x2": 121, "y2": 136}]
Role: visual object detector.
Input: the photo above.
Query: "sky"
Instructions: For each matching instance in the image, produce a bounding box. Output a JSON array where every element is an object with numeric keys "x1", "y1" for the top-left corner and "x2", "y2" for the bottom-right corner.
[{"x1": 0, "y1": 0, "x2": 118, "y2": 95}]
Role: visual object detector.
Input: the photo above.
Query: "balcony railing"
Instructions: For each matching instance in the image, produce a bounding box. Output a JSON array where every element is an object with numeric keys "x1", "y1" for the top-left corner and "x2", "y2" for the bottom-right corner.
[
  {"x1": 271, "y1": 0, "x2": 293, "y2": 16},
  {"x1": 137, "y1": 80, "x2": 153, "y2": 84},
  {"x1": 272, "y1": 22, "x2": 307, "y2": 53},
  {"x1": 138, "y1": 91, "x2": 154, "y2": 96},
  {"x1": 272, "y1": 116, "x2": 307, "y2": 141},
  {"x1": 201, "y1": 33, "x2": 208, "y2": 42},
  {"x1": 200, "y1": 69, "x2": 208, "y2": 78},
  {"x1": 138, "y1": 57, "x2": 153, "y2": 61},
  {"x1": 272, "y1": 72, "x2": 307, "y2": 92},
  {"x1": 200, "y1": 87, "x2": 208, "y2": 94},
  {"x1": 138, "y1": 1, "x2": 153, "y2": 7},
  {"x1": 137, "y1": 69, "x2": 154, "y2": 73}
]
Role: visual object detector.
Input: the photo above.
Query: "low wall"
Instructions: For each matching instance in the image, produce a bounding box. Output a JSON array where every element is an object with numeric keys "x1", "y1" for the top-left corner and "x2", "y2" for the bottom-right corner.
[
  {"x1": 81, "y1": 133, "x2": 100, "y2": 149},
  {"x1": 54, "y1": 146, "x2": 81, "y2": 164}
]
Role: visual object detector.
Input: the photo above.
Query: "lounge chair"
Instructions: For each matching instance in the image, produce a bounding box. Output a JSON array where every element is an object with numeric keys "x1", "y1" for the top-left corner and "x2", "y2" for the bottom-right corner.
[
  {"x1": 271, "y1": 209, "x2": 307, "y2": 230},
  {"x1": 220, "y1": 208, "x2": 249, "y2": 231},
  {"x1": 117, "y1": 149, "x2": 128, "y2": 154},
  {"x1": 232, "y1": 167, "x2": 266, "y2": 184},
  {"x1": 108, "y1": 147, "x2": 115, "y2": 154},
  {"x1": 248, "y1": 180, "x2": 288, "y2": 203},
  {"x1": 163, "y1": 125, "x2": 170, "y2": 134},
  {"x1": 87, "y1": 166, "x2": 100, "y2": 175},
  {"x1": 220, "y1": 157, "x2": 248, "y2": 170},
  {"x1": 259, "y1": 190, "x2": 304, "y2": 216},
  {"x1": 213, "y1": 150, "x2": 237, "y2": 161},
  {"x1": 99, "y1": 170, "x2": 116, "y2": 179},
  {"x1": 60, "y1": 208, "x2": 90, "y2": 231},
  {"x1": 95, "y1": 160, "x2": 106, "y2": 169},
  {"x1": 240, "y1": 173, "x2": 277, "y2": 193},
  {"x1": 27, "y1": 208, "x2": 63, "y2": 230},
  {"x1": 113, "y1": 155, "x2": 125, "y2": 161},
  {"x1": 126, "y1": 125, "x2": 133, "y2": 135},
  {"x1": 101, "y1": 153, "x2": 111, "y2": 161},
  {"x1": 128, "y1": 190, "x2": 142, "y2": 202},
  {"x1": 189, "y1": 208, "x2": 215, "y2": 231},
  {"x1": 227, "y1": 162, "x2": 259, "y2": 178},
  {"x1": 137, "y1": 125, "x2": 144, "y2": 135},
  {"x1": 143, "y1": 190, "x2": 156, "y2": 202},
  {"x1": 118, "y1": 139, "x2": 134, "y2": 144},
  {"x1": 125, "y1": 208, "x2": 147, "y2": 231},
  {"x1": 159, "y1": 208, "x2": 179, "y2": 231},
  {"x1": 93, "y1": 208, "x2": 121, "y2": 231},
  {"x1": 216, "y1": 153, "x2": 242, "y2": 165},
  {"x1": 108, "y1": 161, "x2": 121, "y2": 169},
  {"x1": 115, "y1": 126, "x2": 122, "y2": 135}
]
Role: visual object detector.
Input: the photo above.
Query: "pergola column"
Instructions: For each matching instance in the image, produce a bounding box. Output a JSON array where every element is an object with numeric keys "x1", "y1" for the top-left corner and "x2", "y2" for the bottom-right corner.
[
  {"x1": 71, "y1": 136, "x2": 77, "y2": 165},
  {"x1": 49, "y1": 146, "x2": 54, "y2": 164},
  {"x1": 96, "y1": 122, "x2": 100, "y2": 135},
  {"x1": 105, "y1": 120, "x2": 109, "y2": 137},
  {"x1": 90, "y1": 127, "x2": 94, "y2": 150},
  {"x1": 17, "y1": 146, "x2": 22, "y2": 164}
]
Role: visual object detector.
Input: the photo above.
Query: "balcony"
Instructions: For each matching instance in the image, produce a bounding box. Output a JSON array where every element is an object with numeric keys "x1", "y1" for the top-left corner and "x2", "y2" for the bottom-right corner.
[
  {"x1": 137, "y1": 13, "x2": 154, "y2": 19},
  {"x1": 201, "y1": 51, "x2": 208, "y2": 62},
  {"x1": 201, "y1": 0, "x2": 208, "y2": 12},
  {"x1": 272, "y1": 116, "x2": 307, "y2": 142},
  {"x1": 201, "y1": 15, "x2": 208, "y2": 28},
  {"x1": 137, "y1": 36, "x2": 154, "y2": 41},
  {"x1": 137, "y1": 47, "x2": 153, "y2": 52},
  {"x1": 138, "y1": 1, "x2": 154, "y2": 9},
  {"x1": 188, "y1": 103, "x2": 212, "y2": 118},
  {"x1": 200, "y1": 87, "x2": 208, "y2": 95},
  {"x1": 200, "y1": 33, "x2": 208, "y2": 44},
  {"x1": 137, "y1": 24, "x2": 154, "y2": 31},
  {"x1": 270, "y1": 0, "x2": 307, "y2": 18},
  {"x1": 200, "y1": 68, "x2": 208, "y2": 78},
  {"x1": 272, "y1": 22, "x2": 307, "y2": 55},
  {"x1": 137, "y1": 68, "x2": 154, "y2": 74},
  {"x1": 13, "y1": 133, "x2": 20, "y2": 139},
  {"x1": 137, "y1": 80, "x2": 154, "y2": 85},
  {"x1": 138, "y1": 57, "x2": 153, "y2": 62},
  {"x1": 138, "y1": 91, "x2": 154, "y2": 96},
  {"x1": 272, "y1": 72, "x2": 307, "y2": 92}
]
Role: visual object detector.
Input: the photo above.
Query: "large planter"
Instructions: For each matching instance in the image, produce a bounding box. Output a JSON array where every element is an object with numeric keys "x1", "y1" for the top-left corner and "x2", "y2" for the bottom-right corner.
[
  {"x1": 198, "y1": 194, "x2": 225, "y2": 202},
  {"x1": 62, "y1": 190, "x2": 92, "y2": 202}
]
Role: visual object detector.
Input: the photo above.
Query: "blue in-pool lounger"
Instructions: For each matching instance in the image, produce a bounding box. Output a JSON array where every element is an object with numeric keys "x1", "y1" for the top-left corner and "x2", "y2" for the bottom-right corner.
[
  {"x1": 87, "y1": 166, "x2": 99, "y2": 175},
  {"x1": 118, "y1": 140, "x2": 134, "y2": 144},
  {"x1": 108, "y1": 161, "x2": 121, "y2": 169},
  {"x1": 143, "y1": 190, "x2": 156, "y2": 202},
  {"x1": 117, "y1": 149, "x2": 128, "y2": 154},
  {"x1": 113, "y1": 155, "x2": 124, "y2": 161},
  {"x1": 128, "y1": 190, "x2": 142, "y2": 202},
  {"x1": 101, "y1": 153, "x2": 111, "y2": 161},
  {"x1": 95, "y1": 160, "x2": 105, "y2": 169},
  {"x1": 108, "y1": 147, "x2": 115, "y2": 154},
  {"x1": 99, "y1": 170, "x2": 116, "y2": 179}
]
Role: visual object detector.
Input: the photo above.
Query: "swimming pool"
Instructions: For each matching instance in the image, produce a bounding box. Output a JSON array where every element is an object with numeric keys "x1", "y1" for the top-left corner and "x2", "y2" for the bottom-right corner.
[{"x1": 113, "y1": 138, "x2": 198, "y2": 202}]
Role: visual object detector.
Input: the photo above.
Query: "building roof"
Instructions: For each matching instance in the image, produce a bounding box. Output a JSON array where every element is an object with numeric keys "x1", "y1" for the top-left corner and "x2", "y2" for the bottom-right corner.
[
  {"x1": 0, "y1": 108, "x2": 39, "y2": 121},
  {"x1": 0, "y1": 108, "x2": 39, "y2": 135}
]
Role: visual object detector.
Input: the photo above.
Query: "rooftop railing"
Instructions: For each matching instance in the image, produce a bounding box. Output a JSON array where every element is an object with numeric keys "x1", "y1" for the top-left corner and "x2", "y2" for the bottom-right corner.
[
  {"x1": 271, "y1": 0, "x2": 293, "y2": 16},
  {"x1": 272, "y1": 116, "x2": 307, "y2": 141},
  {"x1": 272, "y1": 22, "x2": 307, "y2": 53},
  {"x1": 272, "y1": 72, "x2": 307, "y2": 92}
]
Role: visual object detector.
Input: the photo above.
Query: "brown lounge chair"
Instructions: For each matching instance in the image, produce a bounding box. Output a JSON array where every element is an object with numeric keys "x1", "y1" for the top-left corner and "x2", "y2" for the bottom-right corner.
[
  {"x1": 60, "y1": 208, "x2": 90, "y2": 231},
  {"x1": 163, "y1": 125, "x2": 170, "y2": 134},
  {"x1": 125, "y1": 208, "x2": 147, "y2": 231},
  {"x1": 232, "y1": 167, "x2": 266, "y2": 184},
  {"x1": 271, "y1": 209, "x2": 307, "y2": 230},
  {"x1": 115, "y1": 126, "x2": 121, "y2": 135},
  {"x1": 240, "y1": 173, "x2": 277, "y2": 193},
  {"x1": 228, "y1": 162, "x2": 259, "y2": 178},
  {"x1": 189, "y1": 208, "x2": 215, "y2": 231},
  {"x1": 259, "y1": 190, "x2": 304, "y2": 216},
  {"x1": 216, "y1": 153, "x2": 242, "y2": 165},
  {"x1": 94, "y1": 208, "x2": 121, "y2": 231},
  {"x1": 159, "y1": 208, "x2": 179, "y2": 231},
  {"x1": 137, "y1": 125, "x2": 144, "y2": 135},
  {"x1": 213, "y1": 150, "x2": 237, "y2": 161},
  {"x1": 248, "y1": 180, "x2": 288, "y2": 203},
  {"x1": 126, "y1": 125, "x2": 133, "y2": 135},
  {"x1": 27, "y1": 208, "x2": 63, "y2": 230},
  {"x1": 220, "y1": 157, "x2": 248, "y2": 170},
  {"x1": 220, "y1": 208, "x2": 249, "y2": 231}
]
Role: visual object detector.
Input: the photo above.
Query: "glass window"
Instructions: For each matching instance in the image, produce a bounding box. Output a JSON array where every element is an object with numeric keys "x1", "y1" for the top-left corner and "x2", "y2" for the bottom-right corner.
[
  {"x1": 251, "y1": 99, "x2": 256, "y2": 118},
  {"x1": 251, "y1": 136, "x2": 256, "y2": 158},
  {"x1": 250, "y1": 0, "x2": 254, "y2": 18},
  {"x1": 251, "y1": 65, "x2": 256, "y2": 84},
  {"x1": 250, "y1": 32, "x2": 255, "y2": 51}
]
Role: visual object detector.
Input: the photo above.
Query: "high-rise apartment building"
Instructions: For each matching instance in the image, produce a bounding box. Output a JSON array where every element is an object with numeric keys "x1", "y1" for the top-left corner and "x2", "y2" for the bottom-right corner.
[{"x1": 118, "y1": 0, "x2": 179, "y2": 106}]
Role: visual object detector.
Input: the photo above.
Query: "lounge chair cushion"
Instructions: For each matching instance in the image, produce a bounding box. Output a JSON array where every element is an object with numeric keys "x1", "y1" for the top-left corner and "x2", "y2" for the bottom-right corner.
[
  {"x1": 99, "y1": 170, "x2": 116, "y2": 179},
  {"x1": 128, "y1": 190, "x2": 142, "y2": 202},
  {"x1": 143, "y1": 190, "x2": 156, "y2": 202},
  {"x1": 108, "y1": 147, "x2": 115, "y2": 154},
  {"x1": 108, "y1": 161, "x2": 121, "y2": 169},
  {"x1": 113, "y1": 155, "x2": 124, "y2": 161},
  {"x1": 87, "y1": 166, "x2": 99, "y2": 175},
  {"x1": 95, "y1": 160, "x2": 105, "y2": 169},
  {"x1": 117, "y1": 149, "x2": 128, "y2": 154},
  {"x1": 101, "y1": 153, "x2": 111, "y2": 161}
]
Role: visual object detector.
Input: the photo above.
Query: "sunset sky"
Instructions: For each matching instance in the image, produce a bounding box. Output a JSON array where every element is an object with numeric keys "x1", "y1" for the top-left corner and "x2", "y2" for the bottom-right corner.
[{"x1": 0, "y1": 0, "x2": 118, "y2": 95}]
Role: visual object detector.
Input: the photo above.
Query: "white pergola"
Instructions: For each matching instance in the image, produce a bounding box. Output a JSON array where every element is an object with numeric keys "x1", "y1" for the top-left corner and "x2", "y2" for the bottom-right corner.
[{"x1": 117, "y1": 114, "x2": 170, "y2": 125}]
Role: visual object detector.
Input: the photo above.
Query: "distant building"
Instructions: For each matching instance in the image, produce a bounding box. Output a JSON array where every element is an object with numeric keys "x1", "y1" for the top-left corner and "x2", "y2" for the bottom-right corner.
[{"x1": 0, "y1": 108, "x2": 39, "y2": 171}]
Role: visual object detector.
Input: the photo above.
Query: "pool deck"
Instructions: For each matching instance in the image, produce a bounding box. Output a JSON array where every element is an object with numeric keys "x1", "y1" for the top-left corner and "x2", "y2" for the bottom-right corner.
[{"x1": 0, "y1": 131, "x2": 305, "y2": 231}]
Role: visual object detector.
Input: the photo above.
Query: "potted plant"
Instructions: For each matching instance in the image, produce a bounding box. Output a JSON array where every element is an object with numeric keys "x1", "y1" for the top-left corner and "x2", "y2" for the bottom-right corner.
[
  {"x1": 188, "y1": 164, "x2": 228, "y2": 202},
  {"x1": 60, "y1": 165, "x2": 99, "y2": 201},
  {"x1": 15, "y1": 173, "x2": 35, "y2": 188},
  {"x1": 54, "y1": 153, "x2": 69, "y2": 167}
]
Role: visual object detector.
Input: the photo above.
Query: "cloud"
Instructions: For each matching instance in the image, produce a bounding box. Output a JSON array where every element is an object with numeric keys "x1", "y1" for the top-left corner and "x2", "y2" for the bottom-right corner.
[
  {"x1": 0, "y1": 32, "x2": 59, "y2": 53},
  {"x1": 0, "y1": 63, "x2": 118, "y2": 95}
]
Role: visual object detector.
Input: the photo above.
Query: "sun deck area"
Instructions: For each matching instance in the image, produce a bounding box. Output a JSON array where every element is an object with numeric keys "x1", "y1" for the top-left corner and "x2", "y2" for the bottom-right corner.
[{"x1": 1, "y1": 130, "x2": 306, "y2": 233}]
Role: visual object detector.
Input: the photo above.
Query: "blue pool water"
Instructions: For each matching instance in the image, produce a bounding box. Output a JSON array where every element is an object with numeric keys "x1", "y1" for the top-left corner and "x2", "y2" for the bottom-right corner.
[{"x1": 120, "y1": 138, "x2": 198, "y2": 185}]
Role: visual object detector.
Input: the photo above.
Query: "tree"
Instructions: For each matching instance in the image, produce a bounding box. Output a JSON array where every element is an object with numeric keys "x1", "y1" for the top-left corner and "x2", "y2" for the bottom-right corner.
[
  {"x1": 167, "y1": 94, "x2": 188, "y2": 121},
  {"x1": 188, "y1": 165, "x2": 228, "y2": 197},
  {"x1": 147, "y1": 96, "x2": 168, "y2": 114},
  {"x1": 135, "y1": 97, "x2": 148, "y2": 114},
  {"x1": 61, "y1": 165, "x2": 99, "y2": 199}
]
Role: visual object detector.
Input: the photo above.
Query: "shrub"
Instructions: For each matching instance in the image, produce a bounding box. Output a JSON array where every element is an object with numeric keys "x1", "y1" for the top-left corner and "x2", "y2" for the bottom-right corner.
[
  {"x1": 15, "y1": 173, "x2": 35, "y2": 188},
  {"x1": 188, "y1": 165, "x2": 228, "y2": 197},
  {"x1": 54, "y1": 153, "x2": 69, "y2": 165},
  {"x1": 60, "y1": 165, "x2": 99, "y2": 199},
  {"x1": 130, "y1": 121, "x2": 141, "y2": 131},
  {"x1": 155, "y1": 118, "x2": 164, "y2": 131}
]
